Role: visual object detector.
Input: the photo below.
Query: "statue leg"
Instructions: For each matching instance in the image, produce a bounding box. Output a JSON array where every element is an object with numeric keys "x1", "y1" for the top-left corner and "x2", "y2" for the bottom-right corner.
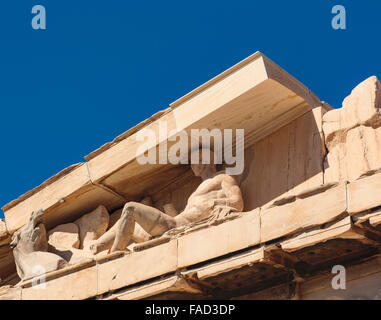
[
  {"x1": 110, "y1": 202, "x2": 176, "y2": 252},
  {"x1": 89, "y1": 202, "x2": 176, "y2": 254},
  {"x1": 88, "y1": 222, "x2": 119, "y2": 254}
]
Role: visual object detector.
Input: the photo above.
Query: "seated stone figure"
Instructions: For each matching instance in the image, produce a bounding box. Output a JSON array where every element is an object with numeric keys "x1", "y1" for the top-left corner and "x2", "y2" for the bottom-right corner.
[{"x1": 90, "y1": 148, "x2": 244, "y2": 254}]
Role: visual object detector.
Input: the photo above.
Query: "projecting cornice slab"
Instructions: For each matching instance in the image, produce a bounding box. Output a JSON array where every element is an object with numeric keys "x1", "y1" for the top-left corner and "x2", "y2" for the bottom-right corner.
[{"x1": 85, "y1": 52, "x2": 322, "y2": 200}]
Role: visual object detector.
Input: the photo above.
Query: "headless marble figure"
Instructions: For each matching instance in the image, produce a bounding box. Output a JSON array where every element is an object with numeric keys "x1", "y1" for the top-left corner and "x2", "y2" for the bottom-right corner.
[{"x1": 90, "y1": 149, "x2": 244, "y2": 254}]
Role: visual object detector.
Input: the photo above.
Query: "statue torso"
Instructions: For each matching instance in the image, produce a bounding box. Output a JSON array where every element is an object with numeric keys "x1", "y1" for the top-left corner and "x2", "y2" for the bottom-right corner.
[{"x1": 176, "y1": 172, "x2": 239, "y2": 224}]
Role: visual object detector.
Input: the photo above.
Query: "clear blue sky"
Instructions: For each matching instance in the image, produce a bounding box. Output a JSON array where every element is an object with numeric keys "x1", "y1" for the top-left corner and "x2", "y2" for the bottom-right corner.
[{"x1": 0, "y1": 1, "x2": 380, "y2": 218}]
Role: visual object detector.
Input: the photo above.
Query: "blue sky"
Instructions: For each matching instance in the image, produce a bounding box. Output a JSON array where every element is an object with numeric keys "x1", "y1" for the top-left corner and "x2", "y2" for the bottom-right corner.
[{"x1": 0, "y1": 1, "x2": 380, "y2": 218}]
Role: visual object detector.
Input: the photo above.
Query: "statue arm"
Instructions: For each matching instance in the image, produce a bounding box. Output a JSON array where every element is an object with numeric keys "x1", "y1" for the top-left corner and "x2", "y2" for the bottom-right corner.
[{"x1": 211, "y1": 176, "x2": 244, "y2": 211}]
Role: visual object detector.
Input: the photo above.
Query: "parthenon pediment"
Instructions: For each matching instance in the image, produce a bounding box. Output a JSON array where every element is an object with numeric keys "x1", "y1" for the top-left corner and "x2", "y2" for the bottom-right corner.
[
  {"x1": 1, "y1": 52, "x2": 381, "y2": 300},
  {"x1": 1, "y1": 52, "x2": 322, "y2": 233}
]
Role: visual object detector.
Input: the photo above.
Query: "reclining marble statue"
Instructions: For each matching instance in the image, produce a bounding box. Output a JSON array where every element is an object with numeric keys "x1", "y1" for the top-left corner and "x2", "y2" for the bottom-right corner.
[{"x1": 90, "y1": 148, "x2": 244, "y2": 254}]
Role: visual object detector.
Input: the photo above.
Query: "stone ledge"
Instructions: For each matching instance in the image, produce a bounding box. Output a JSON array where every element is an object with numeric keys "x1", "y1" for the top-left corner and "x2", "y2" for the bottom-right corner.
[
  {"x1": 348, "y1": 170, "x2": 381, "y2": 214},
  {"x1": 105, "y1": 275, "x2": 204, "y2": 300},
  {"x1": 22, "y1": 263, "x2": 97, "y2": 300},
  {"x1": 20, "y1": 258, "x2": 96, "y2": 288},
  {"x1": 260, "y1": 183, "x2": 347, "y2": 243},
  {"x1": 177, "y1": 209, "x2": 260, "y2": 268},
  {"x1": 0, "y1": 285, "x2": 21, "y2": 300},
  {"x1": 280, "y1": 217, "x2": 369, "y2": 253},
  {"x1": 97, "y1": 239, "x2": 178, "y2": 296},
  {"x1": 184, "y1": 247, "x2": 266, "y2": 280}
]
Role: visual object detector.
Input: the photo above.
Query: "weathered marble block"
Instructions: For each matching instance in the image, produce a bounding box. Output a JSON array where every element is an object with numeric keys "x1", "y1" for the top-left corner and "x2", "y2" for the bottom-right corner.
[
  {"x1": 177, "y1": 210, "x2": 260, "y2": 268},
  {"x1": 74, "y1": 205, "x2": 110, "y2": 249},
  {"x1": 323, "y1": 76, "x2": 381, "y2": 183},
  {"x1": 260, "y1": 183, "x2": 347, "y2": 243}
]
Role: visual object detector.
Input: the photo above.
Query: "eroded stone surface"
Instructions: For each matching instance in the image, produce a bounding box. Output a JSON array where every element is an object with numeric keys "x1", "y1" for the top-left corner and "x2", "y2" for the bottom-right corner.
[
  {"x1": 97, "y1": 240, "x2": 177, "y2": 295},
  {"x1": 21, "y1": 263, "x2": 97, "y2": 300},
  {"x1": 347, "y1": 170, "x2": 381, "y2": 214},
  {"x1": 325, "y1": 125, "x2": 381, "y2": 182},
  {"x1": 323, "y1": 76, "x2": 381, "y2": 182},
  {"x1": 0, "y1": 220, "x2": 7, "y2": 238},
  {"x1": 260, "y1": 183, "x2": 347, "y2": 243},
  {"x1": 177, "y1": 210, "x2": 260, "y2": 268},
  {"x1": 48, "y1": 223, "x2": 80, "y2": 251},
  {"x1": 47, "y1": 223, "x2": 95, "y2": 264},
  {"x1": 323, "y1": 76, "x2": 381, "y2": 144},
  {"x1": 74, "y1": 205, "x2": 110, "y2": 249},
  {"x1": 0, "y1": 286, "x2": 21, "y2": 300},
  {"x1": 280, "y1": 217, "x2": 357, "y2": 252},
  {"x1": 50, "y1": 247, "x2": 94, "y2": 265}
]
